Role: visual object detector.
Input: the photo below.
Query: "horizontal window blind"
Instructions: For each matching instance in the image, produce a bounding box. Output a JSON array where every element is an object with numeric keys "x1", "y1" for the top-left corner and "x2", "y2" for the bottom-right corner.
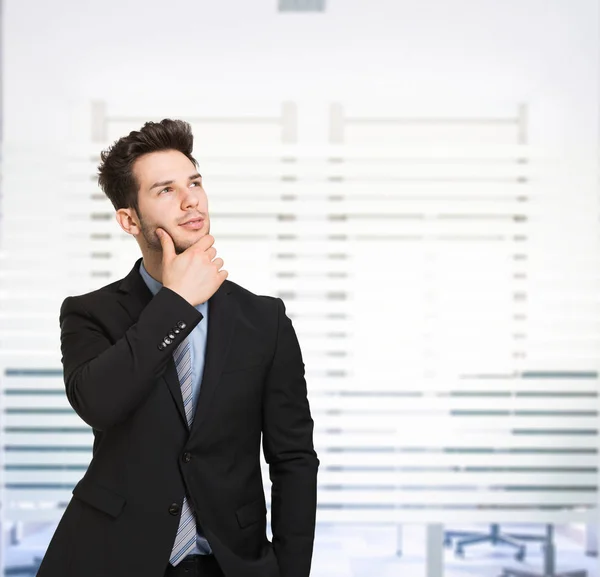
[{"x1": 1, "y1": 101, "x2": 597, "y2": 533}]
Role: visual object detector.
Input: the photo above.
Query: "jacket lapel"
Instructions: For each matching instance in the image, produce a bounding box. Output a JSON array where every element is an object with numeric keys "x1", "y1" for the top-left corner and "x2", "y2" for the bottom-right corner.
[
  {"x1": 162, "y1": 358, "x2": 189, "y2": 429},
  {"x1": 116, "y1": 258, "x2": 153, "y2": 322},
  {"x1": 117, "y1": 258, "x2": 188, "y2": 428},
  {"x1": 190, "y1": 281, "x2": 238, "y2": 437},
  {"x1": 116, "y1": 258, "x2": 239, "y2": 434}
]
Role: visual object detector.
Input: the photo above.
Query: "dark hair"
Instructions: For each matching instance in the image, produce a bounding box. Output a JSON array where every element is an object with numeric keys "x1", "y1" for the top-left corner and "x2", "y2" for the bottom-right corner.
[{"x1": 97, "y1": 118, "x2": 198, "y2": 214}]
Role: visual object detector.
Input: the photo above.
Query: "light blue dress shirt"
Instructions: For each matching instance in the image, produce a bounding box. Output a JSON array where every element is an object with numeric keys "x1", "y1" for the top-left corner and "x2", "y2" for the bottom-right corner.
[{"x1": 138, "y1": 259, "x2": 212, "y2": 555}]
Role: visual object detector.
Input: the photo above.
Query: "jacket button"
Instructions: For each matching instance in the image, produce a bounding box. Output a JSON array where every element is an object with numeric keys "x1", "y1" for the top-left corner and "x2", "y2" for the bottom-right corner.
[
  {"x1": 168, "y1": 332, "x2": 175, "y2": 339},
  {"x1": 158, "y1": 343, "x2": 166, "y2": 351},
  {"x1": 169, "y1": 503, "x2": 180, "y2": 515},
  {"x1": 164, "y1": 337, "x2": 172, "y2": 345},
  {"x1": 173, "y1": 327, "x2": 181, "y2": 334},
  {"x1": 177, "y1": 321, "x2": 187, "y2": 329},
  {"x1": 182, "y1": 452, "x2": 192, "y2": 463}
]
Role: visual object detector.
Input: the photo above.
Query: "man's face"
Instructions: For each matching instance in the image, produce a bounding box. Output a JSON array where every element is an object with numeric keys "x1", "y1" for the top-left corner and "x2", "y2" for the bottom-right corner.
[{"x1": 131, "y1": 149, "x2": 210, "y2": 255}]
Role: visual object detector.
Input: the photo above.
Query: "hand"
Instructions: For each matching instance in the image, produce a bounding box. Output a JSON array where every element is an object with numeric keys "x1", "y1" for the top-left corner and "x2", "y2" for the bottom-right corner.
[{"x1": 156, "y1": 229, "x2": 228, "y2": 306}]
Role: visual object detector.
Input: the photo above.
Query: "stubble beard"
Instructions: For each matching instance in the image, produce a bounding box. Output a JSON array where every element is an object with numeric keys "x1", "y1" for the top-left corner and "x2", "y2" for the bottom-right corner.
[{"x1": 138, "y1": 214, "x2": 210, "y2": 256}]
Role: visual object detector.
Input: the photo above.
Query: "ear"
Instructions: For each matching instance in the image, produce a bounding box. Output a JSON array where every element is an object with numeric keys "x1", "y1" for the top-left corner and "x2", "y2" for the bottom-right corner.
[{"x1": 115, "y1": 208, "x2": 140, "y2": 236}]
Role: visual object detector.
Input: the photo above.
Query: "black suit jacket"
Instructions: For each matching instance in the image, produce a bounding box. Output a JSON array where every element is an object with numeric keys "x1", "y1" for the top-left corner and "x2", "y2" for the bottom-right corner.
[{"x1": 36, "y1": 258, "x2": 319, "y2": 577}]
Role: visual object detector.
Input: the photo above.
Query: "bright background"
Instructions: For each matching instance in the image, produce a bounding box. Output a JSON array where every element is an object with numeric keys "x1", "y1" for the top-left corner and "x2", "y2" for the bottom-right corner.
[{"x1": 1, "y1": 1, "x2": 599, "y2": 576}]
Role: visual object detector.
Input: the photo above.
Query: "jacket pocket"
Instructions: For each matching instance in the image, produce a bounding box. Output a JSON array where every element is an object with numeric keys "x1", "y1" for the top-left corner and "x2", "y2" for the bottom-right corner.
[
  {"x1": 235, "y1": 498, "x2": 266, "y2": 528},
  {"x1": 72, "y1": 478, "x2": 126, "y2": 518}
]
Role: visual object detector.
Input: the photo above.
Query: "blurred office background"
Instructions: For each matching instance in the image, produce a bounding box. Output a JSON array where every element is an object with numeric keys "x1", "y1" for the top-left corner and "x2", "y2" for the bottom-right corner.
[{"x1": 1, "y1": 0, "x2": 599, "y2": 576}]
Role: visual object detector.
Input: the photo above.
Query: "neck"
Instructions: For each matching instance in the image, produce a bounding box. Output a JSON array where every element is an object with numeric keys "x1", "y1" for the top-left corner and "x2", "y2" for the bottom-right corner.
[{"x1": 141, "y1": 250, "x2": 163, "y2": 284}]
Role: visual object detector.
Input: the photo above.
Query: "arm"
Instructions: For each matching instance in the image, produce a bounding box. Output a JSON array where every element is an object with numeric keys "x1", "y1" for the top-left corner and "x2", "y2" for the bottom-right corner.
[
  {"x1": 262, "y1": 298, "x2": 319, "y2": 577},
  {"x1": 60, "y1": 287, "x2": 203, "y2": 431}
]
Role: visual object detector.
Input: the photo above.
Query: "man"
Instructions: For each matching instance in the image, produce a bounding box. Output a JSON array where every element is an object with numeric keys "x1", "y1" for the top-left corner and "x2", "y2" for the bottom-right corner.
[{"x1": 36, "y1": 119, "x2": 319, "y2": 577}]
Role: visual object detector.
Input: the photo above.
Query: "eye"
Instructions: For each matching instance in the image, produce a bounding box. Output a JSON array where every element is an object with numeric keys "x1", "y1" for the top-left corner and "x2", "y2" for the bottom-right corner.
[
  {"x1": 190, "y1": 181, "x2": 201, "y2": 188},
  {"x1": 159, "y1": 187, "x2": 172, "y2": 194}
]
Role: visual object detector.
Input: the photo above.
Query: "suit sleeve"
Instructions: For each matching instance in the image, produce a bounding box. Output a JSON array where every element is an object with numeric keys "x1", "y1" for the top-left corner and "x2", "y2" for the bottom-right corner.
[
  {"x1": 261, "y1": 298, "x2": 319, "y2": 577},
  {"x1": 60, "y1": 287, "x2": 203, "y2": 431}
]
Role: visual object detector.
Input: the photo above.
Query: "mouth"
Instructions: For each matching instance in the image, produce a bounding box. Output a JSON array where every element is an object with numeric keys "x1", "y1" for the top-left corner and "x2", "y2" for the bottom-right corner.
[{"x1": 179, "y1": 218, "x2": 205, "y2": 230}]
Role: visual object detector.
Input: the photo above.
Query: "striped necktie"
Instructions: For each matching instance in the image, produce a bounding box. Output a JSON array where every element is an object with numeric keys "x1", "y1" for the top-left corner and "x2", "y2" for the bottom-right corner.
[{"x1": 169, "y1": 337, "x2": 197, "y2": 566}]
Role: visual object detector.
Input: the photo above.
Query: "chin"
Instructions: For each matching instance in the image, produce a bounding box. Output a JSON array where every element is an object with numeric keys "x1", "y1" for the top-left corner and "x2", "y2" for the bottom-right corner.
[{"x1": 173, "y1": 237, "x2": 200, "y2": 254}]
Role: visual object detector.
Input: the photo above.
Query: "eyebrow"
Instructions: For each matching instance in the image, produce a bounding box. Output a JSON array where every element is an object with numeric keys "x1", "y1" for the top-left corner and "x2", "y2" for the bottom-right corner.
[{"x1": 149, "y1": 173, "x2": 202, "y2": 191}]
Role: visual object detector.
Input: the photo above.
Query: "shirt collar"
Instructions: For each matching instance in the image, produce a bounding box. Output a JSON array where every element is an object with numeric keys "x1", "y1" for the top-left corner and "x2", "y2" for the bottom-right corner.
[{"x1": 138, "y1": 259, "x2": 162, "y2": 296}]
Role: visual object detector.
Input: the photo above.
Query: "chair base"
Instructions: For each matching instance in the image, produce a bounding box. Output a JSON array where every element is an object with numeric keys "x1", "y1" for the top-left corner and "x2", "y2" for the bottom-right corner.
[
  {"x1": 444, "y1": 524, "x2": 531, "y2": 560},
  {"x1": 500, "y1": 569, "x2": 586, "y2": 577},
  {"x1": 500, "y1": 525, "x2": 587, "y2": 577}
]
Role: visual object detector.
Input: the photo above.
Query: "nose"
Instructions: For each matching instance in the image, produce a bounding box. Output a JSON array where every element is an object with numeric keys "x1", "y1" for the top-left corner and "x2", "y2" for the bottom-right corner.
[{"x1": 181, "y1": 187, "x2": 200, "y2": 210}]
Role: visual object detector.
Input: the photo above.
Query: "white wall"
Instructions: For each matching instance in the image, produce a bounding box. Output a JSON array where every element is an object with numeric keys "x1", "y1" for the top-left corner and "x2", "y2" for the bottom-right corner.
[{"x1": 3, "y1": 0, "x2": 598, "y2": 146}]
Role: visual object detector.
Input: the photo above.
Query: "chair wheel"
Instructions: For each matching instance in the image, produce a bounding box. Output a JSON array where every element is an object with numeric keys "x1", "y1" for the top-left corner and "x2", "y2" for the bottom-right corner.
[
  {"x1": 515, "y1": 548, "x2": 525, "y2": 562},
  {"x1": 443, "y1": 538, "x2": 452, "y2": 547},
  {"x1": 455, "y1": 547, "x2": 465, "y2": 558}
]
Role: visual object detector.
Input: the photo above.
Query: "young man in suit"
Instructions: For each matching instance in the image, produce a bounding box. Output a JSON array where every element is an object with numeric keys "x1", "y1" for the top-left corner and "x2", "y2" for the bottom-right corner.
[{"x1": 36, "y1": 119, "x2": 319, "y2": 577}]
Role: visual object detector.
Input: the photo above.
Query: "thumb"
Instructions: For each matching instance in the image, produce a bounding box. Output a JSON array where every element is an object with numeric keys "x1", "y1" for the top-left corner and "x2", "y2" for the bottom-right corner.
[{"x1": 156, "y1": 228, "x2": 174, "y2": 259}]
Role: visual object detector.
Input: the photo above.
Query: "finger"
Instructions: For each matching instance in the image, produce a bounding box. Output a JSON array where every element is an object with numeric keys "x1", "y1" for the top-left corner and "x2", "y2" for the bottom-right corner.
[
  {"x1": 212, "y1": 257, "x2": 224, "y2": 270},
  {"x1": 196, "y1": 234, "x2": 215, "y2": 251},
  {"x1": 217, "y1": 269, "x2": 228, "y2": 282},
  {"x1": 206, "y1": 247, "x2": 217, "y2": 261},
  {"x1": 156, "y1": 228, "x2": 175, "y2": 260}
]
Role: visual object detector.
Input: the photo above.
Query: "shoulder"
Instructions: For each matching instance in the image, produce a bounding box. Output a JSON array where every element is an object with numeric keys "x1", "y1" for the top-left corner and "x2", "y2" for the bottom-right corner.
[
  {"x1": 223, "y1": 279, "x2": 280, "y2": 305},
  {"x1": 223, "y1": 279, "x2": 284, "y2": 316},
  {"x1": 59, "y1": 277, "x2": 126, "y2": 321}
]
